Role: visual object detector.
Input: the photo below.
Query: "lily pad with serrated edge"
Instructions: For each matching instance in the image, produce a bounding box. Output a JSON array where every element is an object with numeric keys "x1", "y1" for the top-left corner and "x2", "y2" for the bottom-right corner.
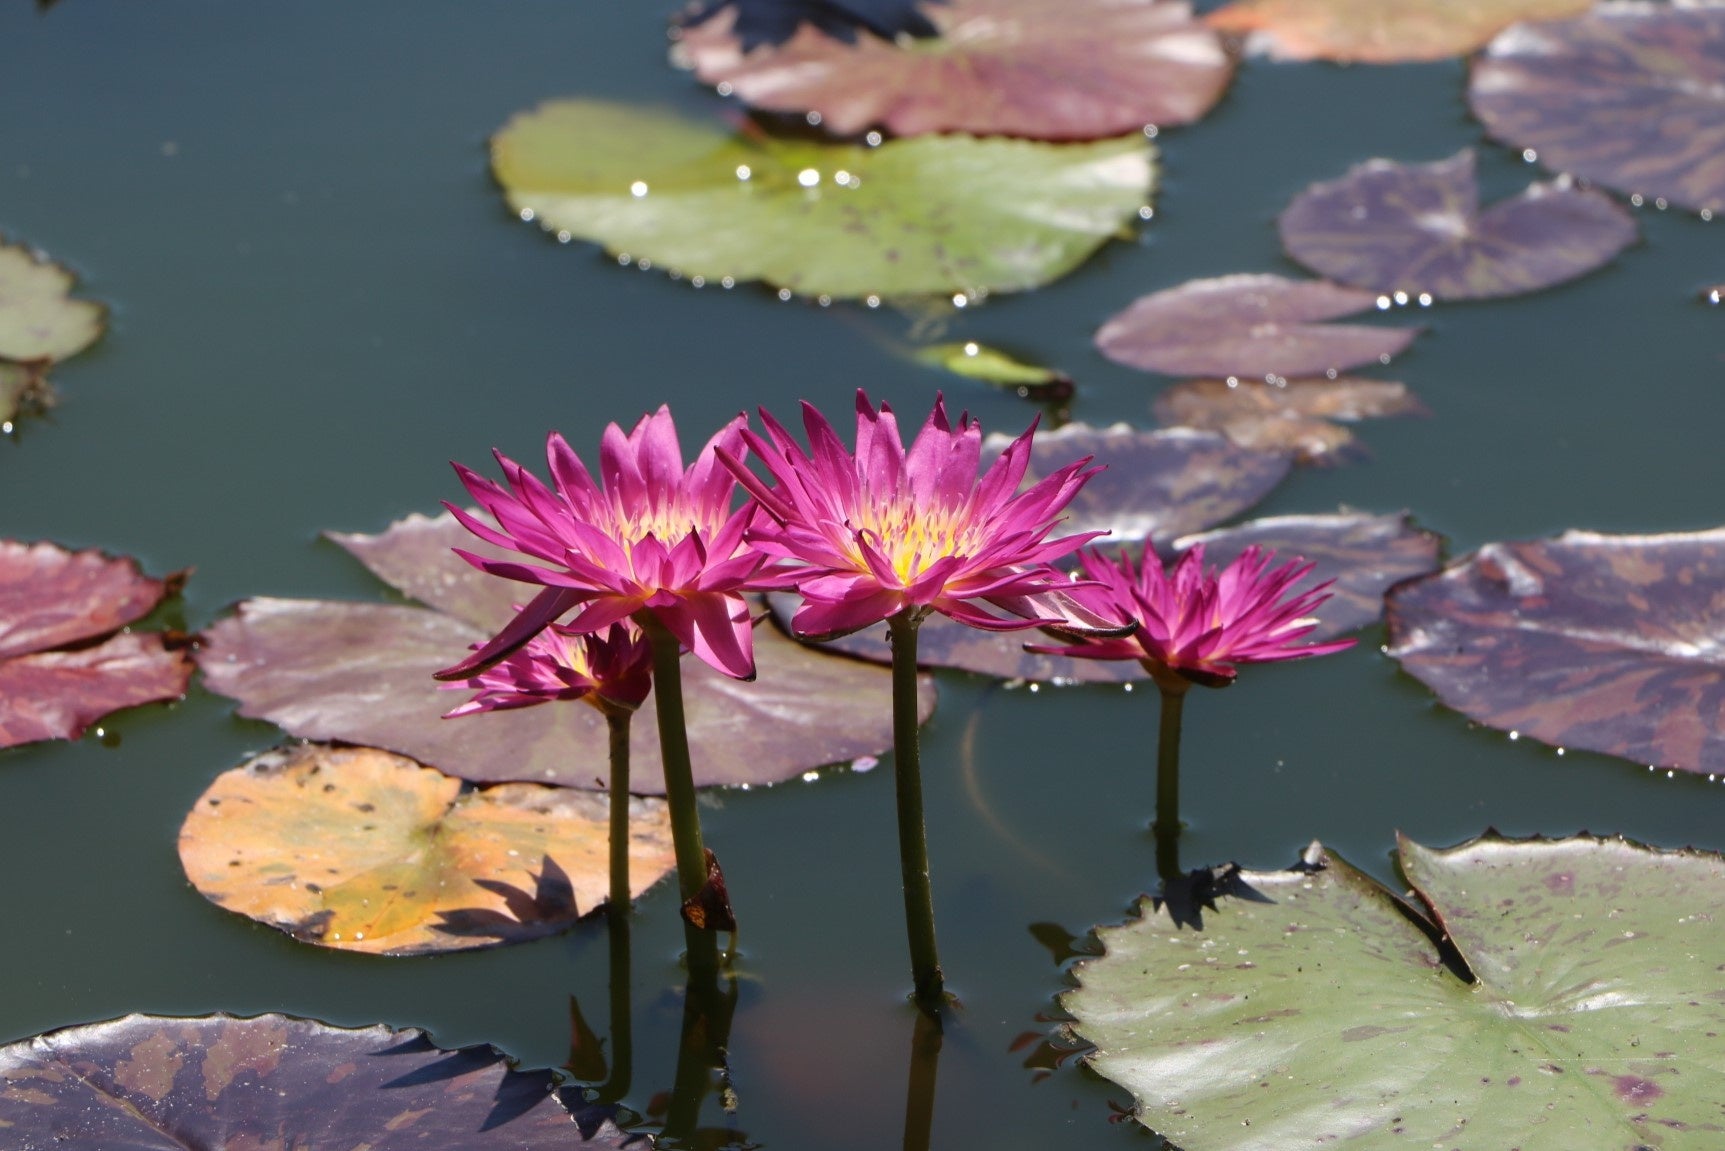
[
  {"x1": 179, "y1": 743, "x2": 676, "y2": 955},
  {"x1": 1387, "y1": 526, "x2": 1725, "y2": 775},
  {"x1": 1065, "y1": 832, "x2": 1725, "y2": 1150},
  {"x1": 1469, "y1": 3, "x2": 1725, "y2": 215},
  {"x1": 0, "y1": 539, "x2": 191, "y2": 749},
  {"x1": 1094, "y1": 273, "x2": 1420, "y2": 379},
  {"x1": 1206, "y1": 0, "x2": 1590, "y2": 63},
  {"x1": 1153, "y1": 376, "x2": 1426, "y2": 464},
  {"x1": 491, "y1": 99, "x2": 1154, "y2": 300},
  {"x1": 673, "y1": 0, "x2": 1233, "y2": 140},
  {"x1": 0, "y1": 1011, "x2": 615, "y2": 1146},
  {"x1": 0, "y1": 237, "x2": 105, "y2": 364},
  {"x1": 195, "y1": 510, "x2": 934, "y2": 793},
  {"x1": 1279, "y1": 150, "x2": 1638, "y2": 301}
]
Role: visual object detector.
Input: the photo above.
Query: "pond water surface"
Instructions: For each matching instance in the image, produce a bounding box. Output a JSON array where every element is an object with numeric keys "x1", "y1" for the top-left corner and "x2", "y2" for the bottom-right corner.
[{"x1": 3, "y1": 4, "x2": 1723, "y2": 1149}]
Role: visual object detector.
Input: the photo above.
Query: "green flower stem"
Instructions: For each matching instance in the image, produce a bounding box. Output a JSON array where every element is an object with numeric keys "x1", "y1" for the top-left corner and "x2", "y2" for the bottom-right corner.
[
  {"x1": 644, "y1": 616, "x2": 721, "y2": 979},
  {"x1": 604, "y1": 706, "x2": 633, "y2": 915},
  {"x1": 887, "y1": 610, "x2": 944, "y2": 1010},
  {"x1": 596, "y1": 908, "x2": 632, "y2": 1104},
  {"x1": 1152, "y1": 680, "x2": 1188, "y2": 884}
]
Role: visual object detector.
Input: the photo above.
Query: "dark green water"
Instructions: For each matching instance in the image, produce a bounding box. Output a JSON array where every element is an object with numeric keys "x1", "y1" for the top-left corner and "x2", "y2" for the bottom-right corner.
[{"x1": 2, "y1": 4, "x2": 1722, "y2": 1148}]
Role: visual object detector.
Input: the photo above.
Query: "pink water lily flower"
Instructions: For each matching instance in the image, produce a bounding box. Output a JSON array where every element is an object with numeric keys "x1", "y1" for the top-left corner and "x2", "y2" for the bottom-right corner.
[
  {"x1": 435, "y1": 407, "x2": 771, "y2": 682},
  {"x1": 442, "y1": 620, "x2": 653, "y2": 718},
  {"x1": 1032, "y1": 540, "x2": 1355, "y2": 687},
  {"x1": 724, "y1": 391, "x2": 1116, "y2": 640}
]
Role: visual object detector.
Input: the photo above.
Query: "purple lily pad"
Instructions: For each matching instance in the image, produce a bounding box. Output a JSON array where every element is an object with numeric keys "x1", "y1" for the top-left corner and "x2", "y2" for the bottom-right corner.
[
  {"x1": 198, "y1": 511, "x2": 934, "y2": 794},
  {"x1": 1180, "y1": 512, "x2": 1442, "y2": 644},
  {"x1": 1095, "y1": 273, "x2": 1421, "y2": 379},
  {"x1": 0, "y1": 1012, "x2": 609, "y2": 1147},
  {"x1": 673, "y1": 0, "x2": 1234, "y2": 140},
  {"x1": 1387, "y1": 526, "x2": 1725, "y2": 774},
  {"x1": 1152, "y1": 375, "x2": 1427, "y2": 465},
  {"x1": 1279, "y1": 150, "x2": 1638, "y2": 301},
  {"x1": 0, "y1": 540, "x2": 192, "y2": 749},
  {"x1": 1469, "y1": 3, "x2": 1725, "y2": 215}
]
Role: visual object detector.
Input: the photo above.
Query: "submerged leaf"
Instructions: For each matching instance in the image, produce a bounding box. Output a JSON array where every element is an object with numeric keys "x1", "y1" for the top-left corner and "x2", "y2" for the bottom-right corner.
[
  {"x1": 1095, "y1": 273, "x2": 1420, "y2": 378},
  {"x1": 0, "y1": 540, "x2": 190, "y2": 749},
  {"x1": 491, "y1": 99, "x2": 1153, "y2": 300},
  {"x1": 1470, "y1": 3, "x2": 1725, "y2": 215},
  {"x1": 179, "y1": 743, "x2": 675, "y2": 955},
  {"x1": 0, "y1": 237, "x2": 105, "y2": 364},
  {"x1": 1153, "y1": 375, "x2": 1426, "y2": 464},
  {"x1": 912, "y1": 340, "x2": 1074, "y2": 397},
  {"x1": 1387, "y1": 526, "x2": 1725, "y2": 774},
  {"x1": 1066, "y1": 833, "x2": 1725, "y2": 1149},
  {"x1": 197, "y1": 511, "x2": 934, "y2": 792},
  {"x1": 674, "y1": 0, "x2": 1233, "y2": 139},
  {"x1": 1279, "y1": 150, "x2": 1637, "y2": 300},
  {"x1": 0, "y1": 1012, "x2": 612, "y2": 1146},
  {"x1": 1206, "y1": 0, "x2": 1590, "y2": 63}
]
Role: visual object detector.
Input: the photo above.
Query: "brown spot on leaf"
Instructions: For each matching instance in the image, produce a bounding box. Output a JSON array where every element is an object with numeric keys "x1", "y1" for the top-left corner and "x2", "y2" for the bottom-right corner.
[{"x1": 1614, "y1": 1075, "x2": 1664, "y2": 1104}]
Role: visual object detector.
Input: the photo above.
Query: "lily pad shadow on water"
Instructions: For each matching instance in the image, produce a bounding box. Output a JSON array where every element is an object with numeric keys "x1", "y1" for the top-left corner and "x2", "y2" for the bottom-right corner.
[{"x1": 1066, "y1": 832, "x2": 1725, "y2": 1149}]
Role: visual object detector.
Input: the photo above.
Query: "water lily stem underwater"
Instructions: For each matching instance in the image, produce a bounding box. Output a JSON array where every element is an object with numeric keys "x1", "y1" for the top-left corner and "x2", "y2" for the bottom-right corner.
[
  {"x1": 604, "y1": 706, "x2": 633, "y2": 914},
  {"x1": 902, "y1": 1004, "x2": 944, "y2": 1151},
  {"x1": 644, "y1": 615, "x2": 723, "y2": 980},
  {"x1": 1152, "y1": 678, "x2": 1188, "y2": 884},
  {"x1": 888, "y1": 611, "x2": 945, "y2": 1012},
  {"x1": 597, "y1": 905, "x2": 633, "y2": 1104}
]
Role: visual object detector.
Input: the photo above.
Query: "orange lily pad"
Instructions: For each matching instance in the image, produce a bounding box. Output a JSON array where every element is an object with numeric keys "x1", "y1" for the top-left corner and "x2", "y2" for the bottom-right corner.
[
  {"x1": 1206, "y1": 0, "x2": 1590, "y2": 63},
  {"x1": 178, "y1": 743, "x2": 676, "y2": 955},
  {"x1": 674, "y1": 0, "x2": 1233, "y2": 139},
  {"x1": 1153, "y1": 376, "x2": 1426, "y2": 464}
]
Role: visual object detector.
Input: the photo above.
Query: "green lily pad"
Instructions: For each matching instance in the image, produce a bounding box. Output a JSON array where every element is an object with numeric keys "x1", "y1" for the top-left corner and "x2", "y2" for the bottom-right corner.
[
  {"x1": 0, "y1": 1012, "x2": 613, "y2": 1146},
  {"x1": 1206, "y1": 0, "x2": 1591, "y2": 63},
  {"x1": 1469, "y1": 3, "x2": 1725, "y2": 215},
  {"x1": 197, "y1": 510, "x2": 934, "y2": 793},
  {"x1": 1387, "y1": 527, "x2": 1725, "y2": 775},
  {"x1": 1066, "y1": 833, "x2": 1725, "y2": 1149},
  {"x1": 0, "y1": 236, "x2": 105, "y2": 364},
  {"x1": 1279, "y1": 150, "x2": 1638, "y2": 301},
  {"x1": 673, "y1": 0, "x2": 1233, "y2": 140},
  {"x1": 491, "y1": 99, "x2": 1154, "y2": 300}
]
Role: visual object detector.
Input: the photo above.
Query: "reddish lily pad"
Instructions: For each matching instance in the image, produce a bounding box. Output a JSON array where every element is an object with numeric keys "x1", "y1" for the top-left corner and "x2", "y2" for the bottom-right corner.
[
  {"x1": 0, "y1": 1012, "x2": 613, "y2": 1147},
  {"x1": 0, "y1": 540, "x2": 191, "y2": 749},
  {"x1": 179, "y1": 743, "x2": 675, "y2": 955},
  {"x1": 197, "y1": 511, "x2": 934, "y2": 793},
  {"x1": 1387, "y1": 527, "x2": 1725, "y2": 774},
  {"x1": 1095, "y1": 274, "x2": 1420, "y2": 379},
  {"x1": 1066, "y1": 833, "x2": 1725, "y2": 1148},
  {"x1": 673, "y1": 0, "x2": 1234, "y2": 140},
  {"x1": 1206, "y1": 0, "x2": 1591, "y2": 63},
  {"x1": 1279, "y1": 150, "x2": 1638, "y2": 301},
  {"x1": 1470, "y1": 3, "x2": 1725, "y2": 215},
  {"x1": 678, "y1": 0, "x2": 944, "y2": 50},
  {"x1": 1153, "y1": 375, "x2": 1427, "y2": 464}
]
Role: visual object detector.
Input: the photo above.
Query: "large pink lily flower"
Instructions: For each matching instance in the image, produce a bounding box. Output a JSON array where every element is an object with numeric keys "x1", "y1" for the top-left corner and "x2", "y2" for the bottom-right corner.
[
  {"x1": 1032, "y1": 540, "x2": 1354, "y2": 688},
  {"x1": 724, "y1": 391, "x2": 1116, "y2": 640},
  {"x1": 442, "y1": 620, "x2": 653, "y2": 718},
  {"x1": 434, "y1": 407, "x2": 770, "y2": 682}
]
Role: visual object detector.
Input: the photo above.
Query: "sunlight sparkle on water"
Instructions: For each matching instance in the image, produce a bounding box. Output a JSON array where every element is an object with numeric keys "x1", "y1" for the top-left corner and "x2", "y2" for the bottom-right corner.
[
  {"x1": 778, "y1": 288, "x2": 792, "y2": 301},
  {"x1": 630, "y1": 180, "x2": 648, "y2": 198},
  {"x1": 736, "y1": 164, "x2": 751, "y2": 181},
  {"x1": 797, "y1": 168, "x2": 820, "y2": 188}
]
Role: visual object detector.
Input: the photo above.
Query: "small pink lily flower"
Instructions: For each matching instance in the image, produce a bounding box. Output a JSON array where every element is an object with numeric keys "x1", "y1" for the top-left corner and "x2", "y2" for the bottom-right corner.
[
  {"x1": 442, "y1": 620, "x2": 654, "y2": 718},
  {"x1": 1031, "y1": 541, "x2": 1355, "y2": 688},
  {"x1": 434, "y1": 407, "x2": 772, "y2": 682},
  {"x1": 723, "y1": 391, "x2": 1119, "y2": 641}
]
